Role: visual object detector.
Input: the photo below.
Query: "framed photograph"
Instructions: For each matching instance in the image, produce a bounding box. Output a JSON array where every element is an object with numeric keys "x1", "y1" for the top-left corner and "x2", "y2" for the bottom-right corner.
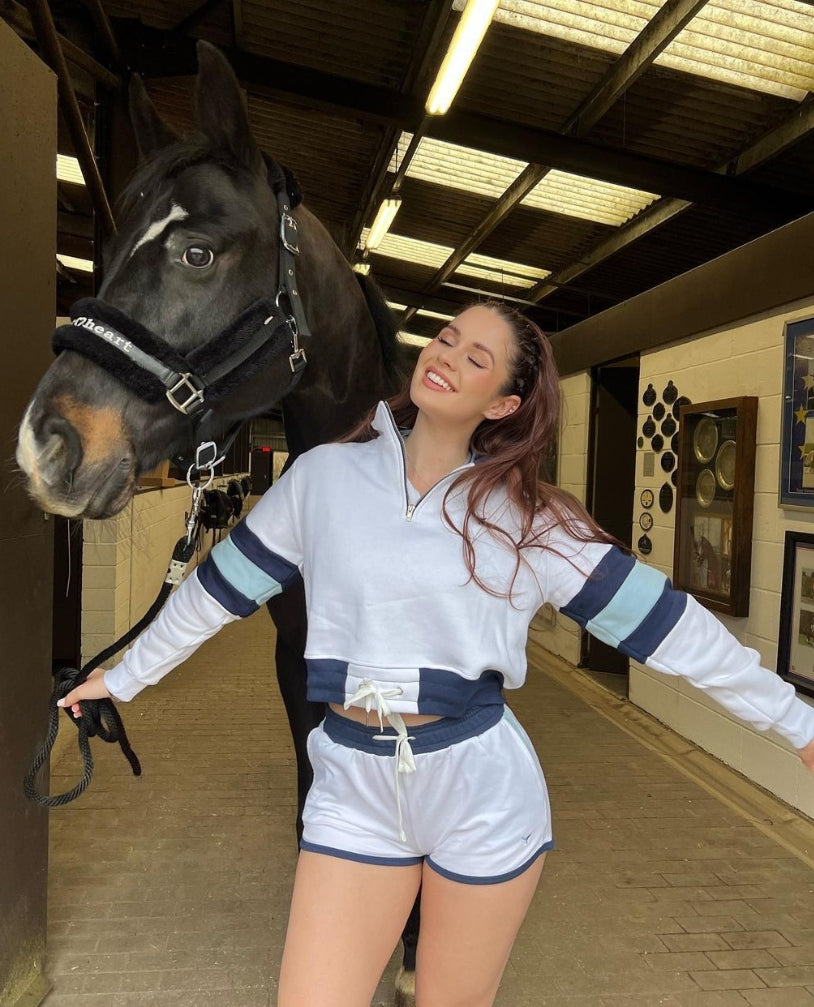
[
  {"x1": 777, "y1": 530, "x2": 814, "y2": 698},
  {"x1": 674, "y1": 397, "x2": 758, "y2": 616},
  {"x1": 780, "y1": 316, "x2": 814, "y2": 508}
]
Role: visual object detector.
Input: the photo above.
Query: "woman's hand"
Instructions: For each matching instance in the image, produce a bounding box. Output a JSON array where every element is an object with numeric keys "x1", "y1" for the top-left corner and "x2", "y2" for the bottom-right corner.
[
  {"x1": 57, "y1": 666, "x2": 112, "y2": 718},
  {"x1": 799, "y1": 738, "x2": 814, "y2": 772}
]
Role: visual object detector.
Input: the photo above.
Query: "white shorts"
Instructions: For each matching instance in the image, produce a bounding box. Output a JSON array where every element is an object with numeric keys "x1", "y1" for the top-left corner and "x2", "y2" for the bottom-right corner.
[{"x1": 301, "y1": 703, "x2": 554, "y2": 885}]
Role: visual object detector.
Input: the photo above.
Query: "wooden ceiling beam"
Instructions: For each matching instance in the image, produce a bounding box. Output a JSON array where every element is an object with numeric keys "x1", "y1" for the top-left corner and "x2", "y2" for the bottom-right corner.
[
  {"x1": 119, "y1": 22, "x2": 810, "y2": 217},
  {"x1": 402, "y1": 0, "x2": 712, "y2": 320},
  {"x1": 528, "y1": 97, "x2": 814, "y2": 304},
  {"x1": 348, "y1": 0, "x2": 456, "y2": 258}
]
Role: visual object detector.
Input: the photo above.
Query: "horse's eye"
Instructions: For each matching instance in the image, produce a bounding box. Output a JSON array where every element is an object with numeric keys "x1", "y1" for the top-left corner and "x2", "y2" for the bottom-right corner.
[{"x1": 181, "y1": 245, "x2": 214, "y2": 268}]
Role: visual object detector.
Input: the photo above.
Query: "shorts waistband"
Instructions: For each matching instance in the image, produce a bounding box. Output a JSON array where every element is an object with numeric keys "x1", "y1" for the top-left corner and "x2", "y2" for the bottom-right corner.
[{"x1": 323, "y1": 701, "x2": 504, "y2": 756}]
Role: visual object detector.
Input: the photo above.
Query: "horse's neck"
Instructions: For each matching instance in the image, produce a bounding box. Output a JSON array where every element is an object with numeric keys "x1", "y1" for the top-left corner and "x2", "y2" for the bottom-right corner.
[{"x1": 281, "y1": 208, "x2": 390, "y2": 456}]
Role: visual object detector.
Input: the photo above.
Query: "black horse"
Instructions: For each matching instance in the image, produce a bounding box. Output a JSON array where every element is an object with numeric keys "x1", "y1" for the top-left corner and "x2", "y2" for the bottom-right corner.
[{"x1": 17, "y1": 41, "x2": 420, "y2": 1006}]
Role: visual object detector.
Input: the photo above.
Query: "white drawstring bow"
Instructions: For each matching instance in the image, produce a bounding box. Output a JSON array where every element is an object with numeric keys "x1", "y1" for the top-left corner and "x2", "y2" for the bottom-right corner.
[{"x1": 344, "y1": 679, "x2": 416, "y2": 841}]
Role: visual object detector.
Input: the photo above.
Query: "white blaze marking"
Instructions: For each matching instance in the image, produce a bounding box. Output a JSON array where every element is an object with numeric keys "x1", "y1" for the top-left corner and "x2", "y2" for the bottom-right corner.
[{"x1": 129, "y1": 202, "x2": 188, "y2": 258}]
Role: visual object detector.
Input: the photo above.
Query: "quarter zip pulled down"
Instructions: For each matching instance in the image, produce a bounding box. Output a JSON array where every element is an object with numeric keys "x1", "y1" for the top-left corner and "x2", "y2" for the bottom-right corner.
[{"x1": 381, "y1": 402, "x2": 474, "y2": 522}]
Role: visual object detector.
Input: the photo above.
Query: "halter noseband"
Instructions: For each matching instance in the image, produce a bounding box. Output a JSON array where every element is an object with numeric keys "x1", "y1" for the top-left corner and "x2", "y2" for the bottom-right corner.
[{"x1": 51, "y1": 171, "x2": 311, "y2": 466}]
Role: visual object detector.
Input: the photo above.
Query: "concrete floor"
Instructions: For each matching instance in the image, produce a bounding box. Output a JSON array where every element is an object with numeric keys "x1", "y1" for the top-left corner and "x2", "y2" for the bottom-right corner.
[{"x1": 41, "y1": 610, "x2": 814, "y2": 1006}]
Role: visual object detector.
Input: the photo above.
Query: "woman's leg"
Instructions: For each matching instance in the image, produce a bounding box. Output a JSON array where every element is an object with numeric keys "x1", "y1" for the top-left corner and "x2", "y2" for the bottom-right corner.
[
  {"x1": 278, "y1": 850, "x2": 423, "y2": 1007},
  {"x1": 414, "y1": 854, "x2": 546, "y2": 1007}
]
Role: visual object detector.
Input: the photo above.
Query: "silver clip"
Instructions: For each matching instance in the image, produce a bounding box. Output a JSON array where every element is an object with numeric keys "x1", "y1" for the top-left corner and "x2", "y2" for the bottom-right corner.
[{"x1": 280, "y1": 213, "x2": 299, "y2": 254}]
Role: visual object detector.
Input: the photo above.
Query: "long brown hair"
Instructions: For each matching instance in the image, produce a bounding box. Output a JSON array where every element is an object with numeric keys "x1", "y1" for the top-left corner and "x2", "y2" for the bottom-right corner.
[{"x1": 343, "y1": 301, "x2": 623, "y2": 596}]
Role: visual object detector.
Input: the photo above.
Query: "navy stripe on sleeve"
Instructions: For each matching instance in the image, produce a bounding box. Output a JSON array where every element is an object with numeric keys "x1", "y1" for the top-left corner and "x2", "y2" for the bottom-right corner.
[
  {"x1": 230, "y1": 520, "x2": 300, "y2": 589},
  {"x1": 560, "y1": 546, "x2": 636, "y2": 626},
  {"x1": 197, "y1": 560, "x2": 258, "y2": 618},
  {"x1": 618, "y1": 580, "x2": 688, "y2": 663}
]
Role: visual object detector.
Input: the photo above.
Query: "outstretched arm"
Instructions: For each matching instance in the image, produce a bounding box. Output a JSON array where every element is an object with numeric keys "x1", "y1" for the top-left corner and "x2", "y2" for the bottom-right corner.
[
  {"x1": 60, "y1": 461, "x2": 305, "y2": 712},
  {"x1": 540, "y1": 528, "x2": 814, "y2": 770}
]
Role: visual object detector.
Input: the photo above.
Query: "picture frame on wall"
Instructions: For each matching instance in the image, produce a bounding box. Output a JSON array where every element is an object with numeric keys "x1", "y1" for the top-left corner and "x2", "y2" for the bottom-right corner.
[
  {"x1": 780, "y1": 315, "x2": 814, "y2": 508},
  {"x1": 673, "y1": 397, "x2": 758, "y2": 617},
  {"x1": 777, "y1": 530, "x2": 814, "y2": 698}
]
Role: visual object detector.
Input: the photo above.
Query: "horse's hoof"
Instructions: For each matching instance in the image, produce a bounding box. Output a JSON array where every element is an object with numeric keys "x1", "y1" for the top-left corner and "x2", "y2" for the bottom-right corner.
[{"x1": 394, "y1": 965, "x2": 416, "y2": 1007}]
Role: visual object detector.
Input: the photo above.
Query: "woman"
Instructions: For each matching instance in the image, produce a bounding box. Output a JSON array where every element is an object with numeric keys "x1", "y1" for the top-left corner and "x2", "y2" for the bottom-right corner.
[{"x1": 61, "y1": 302, "x2": 814, "y2": 1006}]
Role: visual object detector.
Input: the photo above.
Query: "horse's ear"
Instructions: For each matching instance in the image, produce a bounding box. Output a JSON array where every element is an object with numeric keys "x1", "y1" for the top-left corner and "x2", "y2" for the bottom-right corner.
[
  {"x1": 194, "y1": 41, "x2": 262, "y2": 173},
  {"x1": 128, "y1": 74, "x2": 178, "y2": 160}
]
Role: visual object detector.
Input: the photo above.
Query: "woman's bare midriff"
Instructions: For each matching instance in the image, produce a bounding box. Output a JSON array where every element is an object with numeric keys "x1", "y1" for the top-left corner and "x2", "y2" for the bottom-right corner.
[{"x1": 328, "y1": 702, "x2": 444, "y2": 727}]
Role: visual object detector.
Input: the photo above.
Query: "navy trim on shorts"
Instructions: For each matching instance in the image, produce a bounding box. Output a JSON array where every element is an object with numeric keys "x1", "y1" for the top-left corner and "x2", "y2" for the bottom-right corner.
[
  {"x1": 300, "y1": 840, "x2": 424, "y2": 867},
  {"x1": 425, "y1": 840, "x2": 555, "y2": 886},
  {"x1": 322, "y1": 701, "x2": 504, "y2": 755}
]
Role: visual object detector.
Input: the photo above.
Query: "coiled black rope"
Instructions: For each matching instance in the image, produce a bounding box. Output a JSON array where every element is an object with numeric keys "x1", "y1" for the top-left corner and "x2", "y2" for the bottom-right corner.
[{"x1": 24, "y1": 535, "x2": 198, "y2": 807}]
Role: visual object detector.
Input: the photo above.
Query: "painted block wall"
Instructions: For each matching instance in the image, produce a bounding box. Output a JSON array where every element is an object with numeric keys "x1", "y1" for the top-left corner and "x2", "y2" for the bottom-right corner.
[
  {"x1": 630, "y1": 296, "x2": 814, "y2": 816},
  {"x1": 81, "y1": 480, "x2": 249, "y2": 666},
  {"x1": 532, "y1": 371, "x2": 591, "y2": 664}
]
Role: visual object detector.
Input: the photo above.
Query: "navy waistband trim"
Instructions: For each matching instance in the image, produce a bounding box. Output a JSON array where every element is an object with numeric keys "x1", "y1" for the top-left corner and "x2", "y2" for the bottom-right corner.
[
  {"x1": 306, "y1": 659, "x2": 505, "y2": 718},
  {"x1": 322, "y1": 702, "x2": 504, "y2": 756}
]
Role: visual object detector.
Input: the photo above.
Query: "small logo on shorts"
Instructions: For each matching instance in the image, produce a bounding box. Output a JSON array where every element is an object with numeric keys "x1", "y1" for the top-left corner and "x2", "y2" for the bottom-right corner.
[{"x1": 521, "y1": 832, "x2": 532, "y2": 844}]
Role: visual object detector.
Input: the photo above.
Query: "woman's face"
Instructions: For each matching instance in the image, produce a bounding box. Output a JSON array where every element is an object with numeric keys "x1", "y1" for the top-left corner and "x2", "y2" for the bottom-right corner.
[{"x1": 410, "y1": 305, "x2": 522, "y2": 428}]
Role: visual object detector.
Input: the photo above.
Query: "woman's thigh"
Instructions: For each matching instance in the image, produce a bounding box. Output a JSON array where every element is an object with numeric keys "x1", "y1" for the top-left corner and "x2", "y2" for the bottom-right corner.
[
  {"x1": 278, "y1": 850, "x2": 423, "y2": 1007},
  {"x1": 415, "y1": 854, "x2": 547, "y2": 1007}
]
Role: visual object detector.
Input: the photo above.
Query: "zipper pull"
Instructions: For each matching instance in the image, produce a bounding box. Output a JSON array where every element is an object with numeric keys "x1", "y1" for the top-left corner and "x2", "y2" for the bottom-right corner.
[{"x1": 406, "y1": 504, "x2": 415, "y2": 521}]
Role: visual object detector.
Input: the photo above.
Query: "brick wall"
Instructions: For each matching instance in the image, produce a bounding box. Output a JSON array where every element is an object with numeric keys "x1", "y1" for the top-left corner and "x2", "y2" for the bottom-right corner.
[
  {"x1": 81, "y1": 479, "x2": 249, "y2": 665},
  {"x1": 532, "y1": 371, "x2": 591, "y2": 665},
  {"x1": 535, "y1": 299, "x2": 814, "y2": 816},
  {"x1": 630, "y1": 297, "x2": 814, "y2": 816}
]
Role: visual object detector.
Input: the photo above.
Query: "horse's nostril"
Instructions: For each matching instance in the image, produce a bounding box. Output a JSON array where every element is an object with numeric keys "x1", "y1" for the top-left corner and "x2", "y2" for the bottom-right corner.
[{"x1": 39, "y1": 417, "x2": 82, "y2": 483}]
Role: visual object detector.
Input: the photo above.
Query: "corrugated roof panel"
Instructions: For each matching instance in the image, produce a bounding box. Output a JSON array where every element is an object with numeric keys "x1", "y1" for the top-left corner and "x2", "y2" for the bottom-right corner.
[
  {"x1": 361, "y1": 232, "x2": 551, "y2": 288},
  {"x1": 389, "y1": 133, "x2": 659, "y2": 225},
  {"x1": 523, "y1": 171, "x2": 660, "y2": 225},
  {"x1": 388, "y1": 133, "x2": 525, "y2": 199},
  {"x1": 493, "y1": 0, "x2": 814, "y2": 100}
]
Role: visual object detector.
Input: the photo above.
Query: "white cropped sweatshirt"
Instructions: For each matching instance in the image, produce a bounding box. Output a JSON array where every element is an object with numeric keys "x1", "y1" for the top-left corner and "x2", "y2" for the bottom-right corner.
[{"x1": 105, "y1": 402, "x2": 814, "y2": 750}]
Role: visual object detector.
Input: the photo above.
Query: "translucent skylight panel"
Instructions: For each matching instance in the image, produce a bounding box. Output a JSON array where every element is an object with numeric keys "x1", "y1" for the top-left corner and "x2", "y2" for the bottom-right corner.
[
  {"x1": 398, "y1": 332, "x2": 431, "y2": 347},
  {"x1": 361, "y1": 231, "x2": 452, "y2": 269},
  {"x1": 388, "y1": 133, "x2": 526, "y2": 199},
  {"x1": 522, "y1": 170, "x2": 659, "y2": 225},
  {"x1": 57, "y1": 254, "x2": 93, "y2": 272},
  {"x1": 389, "y1": 132, "x2": 657, "y2": 225},
  {"x1": 361, "y1": 231, "x2": 549, "y2": 288},
  {"x1": 457, "y1": 251, "x2": 551, "y2": 288},
  {"x1": 57, "y1": 154, "x2": 84, "y2": 185},
  {"x1": 493, "y1": 0, "x2": 814, "y2": 100}
]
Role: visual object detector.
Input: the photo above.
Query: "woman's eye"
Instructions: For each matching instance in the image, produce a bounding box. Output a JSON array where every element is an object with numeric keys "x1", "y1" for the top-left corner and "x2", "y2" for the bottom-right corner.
[
  {"x1": 181, "y1": 245, "x2": 214, "y2": 268},
  {"x1": 437, "y1": 336, "x2": 452, "y2": 345},
  {"x1": 469, "y1": 358, "x2": 486, "y2": 369}
]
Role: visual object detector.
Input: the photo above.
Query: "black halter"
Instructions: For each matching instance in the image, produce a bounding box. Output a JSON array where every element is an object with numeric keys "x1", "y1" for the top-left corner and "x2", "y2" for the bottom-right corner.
[{"x1": 51, "y1": 169, "x2": 311, "y2": 467}]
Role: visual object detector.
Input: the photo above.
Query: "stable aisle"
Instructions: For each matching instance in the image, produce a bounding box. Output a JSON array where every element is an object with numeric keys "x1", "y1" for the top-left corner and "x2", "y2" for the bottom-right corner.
[{"x1": 41, "y1": 609, "x2": 814, "y2": 1006}]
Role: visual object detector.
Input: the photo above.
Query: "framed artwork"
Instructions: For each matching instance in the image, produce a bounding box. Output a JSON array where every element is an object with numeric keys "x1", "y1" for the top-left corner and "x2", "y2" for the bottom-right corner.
[
  {"x1": 777, "y1": 530, "x2": 814, "y2": 698},
  {"x1": 780, "y1": 316, "x2": 814, "y2": 508},
  {"x1": 673, "y1": 397, "x2": 758, "y2": 617}
]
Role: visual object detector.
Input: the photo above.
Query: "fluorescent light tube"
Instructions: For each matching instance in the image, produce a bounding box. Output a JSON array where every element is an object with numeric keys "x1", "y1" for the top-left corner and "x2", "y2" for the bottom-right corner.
[
  {"x1": 425, "y1": 0, "x2": 499, "y2": 115},
  {"x1": 365, "y1": 197, "x2": 402, "y2": 251}
]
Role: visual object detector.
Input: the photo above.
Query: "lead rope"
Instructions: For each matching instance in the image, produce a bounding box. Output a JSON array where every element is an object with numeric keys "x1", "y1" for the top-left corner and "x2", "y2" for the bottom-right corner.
[{"x1": 23, "y1": 446, "x2": 218, "y2": 808}]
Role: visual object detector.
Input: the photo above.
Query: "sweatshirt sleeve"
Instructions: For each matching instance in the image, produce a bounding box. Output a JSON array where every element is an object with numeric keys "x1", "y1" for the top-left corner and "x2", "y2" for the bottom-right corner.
[
  {"x1": 104, "y1": 461, "x2": 304, "y2": 702},
  {"x1": 538, "y1": 526, "x2": 814, "y2": 751}
]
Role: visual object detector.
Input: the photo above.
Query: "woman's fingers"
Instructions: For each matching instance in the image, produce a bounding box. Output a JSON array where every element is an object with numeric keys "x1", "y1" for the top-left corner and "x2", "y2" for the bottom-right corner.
[{"x1": 57, "y1": 668, "x2": 111, "y2": 717}]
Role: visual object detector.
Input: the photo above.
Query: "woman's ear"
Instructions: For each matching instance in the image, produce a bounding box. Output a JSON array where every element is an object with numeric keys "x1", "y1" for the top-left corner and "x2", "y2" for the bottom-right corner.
[{"x1": 484, "y1": 394, "x2": 522, "y2": 420}]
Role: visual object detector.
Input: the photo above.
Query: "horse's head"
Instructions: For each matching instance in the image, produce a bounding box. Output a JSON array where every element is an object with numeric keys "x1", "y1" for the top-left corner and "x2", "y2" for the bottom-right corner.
[{"x1": 17, "y1": 42, "x2": 300, "y2": 518}]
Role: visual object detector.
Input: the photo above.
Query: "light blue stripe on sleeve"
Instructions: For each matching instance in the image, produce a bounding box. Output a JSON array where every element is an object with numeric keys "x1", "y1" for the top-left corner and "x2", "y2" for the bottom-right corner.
[
  {"x1": 210, "y1": 535, "x2": 283, "y2": 605},
  {"x1": 586, "y1": 561, "x2": 668, "y2": 648}
]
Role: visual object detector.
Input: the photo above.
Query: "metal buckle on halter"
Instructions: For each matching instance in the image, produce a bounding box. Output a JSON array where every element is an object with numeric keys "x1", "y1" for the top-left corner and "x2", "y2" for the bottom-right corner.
[
  {"x1": 280, "y1": 213, "x2": 299, "y2": 255},
  {"x1": 289, "y1": 347, "x2": 307, "y2": 373},
  {"x1": 166, "y1": 373, "x2": 205, "y2": 414}
]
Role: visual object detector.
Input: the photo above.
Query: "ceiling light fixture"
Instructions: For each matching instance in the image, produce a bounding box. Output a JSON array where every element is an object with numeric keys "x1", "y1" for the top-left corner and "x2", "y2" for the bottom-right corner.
[
  {"x1": 425, "y1": 0, "x2": 499, "y2": 115},
  {"x1": 365, "y1": 197, "x2": 402, "y2": 251}
]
